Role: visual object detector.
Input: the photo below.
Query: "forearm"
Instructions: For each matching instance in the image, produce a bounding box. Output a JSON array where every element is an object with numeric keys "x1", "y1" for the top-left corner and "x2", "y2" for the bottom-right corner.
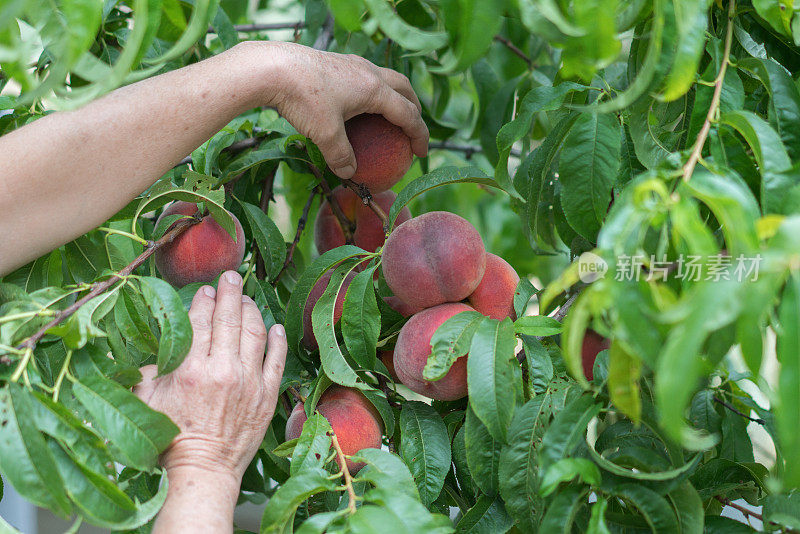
[
  {"x1": 0, "y1": 41, "x2": 281, "y2": 275},
  {"x1": 153, "y1": 466, "x2": 240, "y2": 534}
]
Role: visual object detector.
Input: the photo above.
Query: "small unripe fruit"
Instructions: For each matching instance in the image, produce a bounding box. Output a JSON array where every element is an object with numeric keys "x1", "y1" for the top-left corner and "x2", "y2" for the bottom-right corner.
[
  {"x1": 285, "y1": 386, "x2": 383, "y2": 474},
  {"x1": 468, "y1": 253, "x2": 520, "y2": 320},
  {"x1": 154, "y1": 201, "x2": 245, "y2": 288},
  {"x1": 394, "y1": 303, "x2": 474, "y2": 400},
  {"x1": 382, "y1": 212, "x2": 486, "y2": 309},
  {"x1": 345, "y1": 114, "x2": 413, "y2": 193}
]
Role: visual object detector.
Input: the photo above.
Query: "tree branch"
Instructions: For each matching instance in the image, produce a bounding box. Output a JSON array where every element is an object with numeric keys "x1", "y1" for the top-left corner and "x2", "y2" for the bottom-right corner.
[
  {"x1": 274, "y1": 187, "x2": 318, "y2": 283},
  {"x1": 10, "y1": 216, "x2": 201, "y2": 357},
  {"x1": 682, "y1": 0, "x2": 735, "y2": 182},
  {"x1": 330, "y1": 432, "x2": 358, "y2": 515},
  {"x1": 310, "y1": 165, "x2": 356, "y2": 244},
  {"x1": 313, "y1": 16, "x2": 335, "y2": 51},
  {"x1": 287, "y1": 385, "x2": 307, "y2": 404},
  {"x1": 493, "y1": 35, "x2": 533, "y2": 69},
  {"x1": 714, "y1": 396, "x2": 766, "y2": 425},
  {"x1": 340, "y1": 179, "x2": 390, "y2": 233},
  {"x1": 714, "y1": 496, "x2": 763, "y2": 522}
]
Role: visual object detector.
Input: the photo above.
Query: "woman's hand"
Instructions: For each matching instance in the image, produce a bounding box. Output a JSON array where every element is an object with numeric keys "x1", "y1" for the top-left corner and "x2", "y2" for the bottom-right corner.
[
  {"x1": 240, "y1": 40, "x2": 429, "y2": 179},
  {"x1": 134, "y1": 270, "x2": 287, "y2": 533}
]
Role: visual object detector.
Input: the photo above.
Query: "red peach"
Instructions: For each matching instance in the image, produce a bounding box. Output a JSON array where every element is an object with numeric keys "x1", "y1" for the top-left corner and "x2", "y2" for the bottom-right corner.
[
  {"x1": 582, "y1": 329, "x2": 610, "y2": 381},
  {"x1": 468, "y1": 253, "x2": 520, "y2": 320},
  {"x1": 345, "y1": 114, "x2": 413, "y2": 193},
  {"x1": 302, "y1": 271, "x2": 355, "y2": 351}
]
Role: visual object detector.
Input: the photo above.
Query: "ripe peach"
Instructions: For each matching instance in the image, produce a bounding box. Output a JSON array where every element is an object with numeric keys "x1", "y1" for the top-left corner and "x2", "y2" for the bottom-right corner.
[
  {"x1": 345, "y1": 114, "x2": 413, "y2": 193},
  {"x1": 582, "y1": 329, "x2": 610, "y2": 381},
  {"x1": 314, "y1": 186, "x2": 411, "y2": 255},
  {"x1": 382, "y1": 212, "x2": 486, "y2": 309},
  {"x1": 154, "y1": 201, "x2": 245, "y2": 288},
  {"x1": 302, "y1": 271, "x2": 355, "y2": 351},
  {"x1": 468, "y1": 253, "x2": 520, "y2": 320},
  {"x1": 285, "y1": 386, "x2": 383, "y2": 474},
  {"x1": 394, "y1": 303, "x2": 474, "y2": 400}
]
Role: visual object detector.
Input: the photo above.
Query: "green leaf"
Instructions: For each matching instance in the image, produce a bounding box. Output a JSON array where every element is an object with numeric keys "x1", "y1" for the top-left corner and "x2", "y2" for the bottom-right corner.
[
  {"x1": 752, "y1": 0, "x2": 792, "y2": 36},
  {"x1": 666, "y1": 481, "x2": 704, "y2": 534},
  {"x1": 540, "y1": 394, "x2": 600, "y2": 469},
  {"x1": 329, "y1": 0, "x2": 364, "y2": 31},
  {"x1": 610, "y1": 484, "x2": 680, "y2": 534},
  {"x1": 763, "y1": 493, "x2": 800, "y2": 531},
  {"x1": 521, "y1": 336, "x2": 554, "y2": 395},
  {"x1": 776, "y1": 272, "x2": 800, "y2": 488},
  {"x1": 289, "y1": 413, "x2": 332, "y2": 476},
  {"x1": 539, "y1": 458, "x2": 600, "y2": 497},
  {"x1": 467, "y1": 318, "x2": 518, "y2": 443},
  {"x1": 389, "y1": 166, "x2": 502, "y2": 225},
  {"x1": 285, "y1": 246, "x2": 367, "y2": 354},
  {"x1": 538, "y1": 486, "x2": 588, "y2": 533},
  {"x1": 607, "y1": 341, "x2": 642, "y2": 424},
  {"x1": 513, "y1": 315, "x2": 562, "y2": 337},
  {"x1": 559, "y1": 113, "x2": 621, "y2": 241},
  {"x1": 138, "y1": 276, "x2": 192, "y2": 375},
  {"x1": 399, "y1": 401, "x2": 451, "y2": 506},
  {"x1": 259, "y1": 468, "x2": 336, "y2": 534},
  {"x1": 0, "y1": 384, "x2": 71, "y2": 516},
  {"x1": 588, "y1": 498, "x2": 611, "y2": 534},
  {"x1": 455, "y1": 494, "x2": 513, "y2": 534},
  {"x1": 513, "y1": 278, "x2": 537, "y2": 318},
  {"x1": 239, "y1": 202, "x2": 286, "y2": 281},
  {"x1": 435, "y1": 0, "x2": 503, "y2": 73},
  {"x1": 312, "y1": 261, "x2": 361, "y2": 386},
  {"x1": 660, "y1": 0, "x2": 712, "y2": 101},
  {"x1": 341, "y1": 266, "x2": 380, "y2": 370},
  {"x1": 424, "y1": 310, "x2": 484, "y2": 381},
  {"x1": 498, "y1": 397, "x2": 548, "y2": 530},
  {"x1": 72, "y1": 375, "x2": 179, "y2": 471},
  {"x1": 362, "y1": 0, "x2": 447, "y2": 52},
  {"x1": 350, "y1": 448, "x2": 419, "y2": 499},
  {"x1": 465, "y1": 406, "x2": 502, "y2": 496}
]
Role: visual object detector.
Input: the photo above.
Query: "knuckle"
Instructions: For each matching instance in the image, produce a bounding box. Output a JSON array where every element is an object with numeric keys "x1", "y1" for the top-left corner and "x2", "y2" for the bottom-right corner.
[
  {"x1": 212, "y1": 364, "x2": 240, "y2": 386},
  {"x1": 213, "y1": 310, "x2": 240, "y2": 329},
  {"x1": 243, "y1": 321, "x2": 268, "y2": 342}
]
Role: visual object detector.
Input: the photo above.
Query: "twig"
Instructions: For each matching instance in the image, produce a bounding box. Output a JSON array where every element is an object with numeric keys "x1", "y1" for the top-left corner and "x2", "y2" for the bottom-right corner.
[
  {"x1": 280, "y1": 392, "x2": 293, "y2": 416},
  {"x1": 313, "y1": 16, "x2": 335, "y2": 51},
  {"x1": 11, "y1": 216, "x2": 201, "y2": 356},
  {"x1": 287, "y1": 385, "x2": 307, "y2": 404},
  {"x1": 714, "y1": 496, "x2": 763, "y2": 522},
  {"x1": 714, "y1": 396, "x2": 766, "y2": 425},
  {"x1": 310, "y1": 165, "x2": 356, "y2": 244},
  {"x1": 274, "y1": 187, "x2": 318, "y2": 283},
  {"x1": 330, "y1": 432, "x2": 358, "y2": 515},
  {"x1": 256, "y1": 166, "x2": 278, "y2": 280},
  {"x1": 682, "y1": 0, "x2": 735, "y2": 182},
  {"x1": 493, "y1": 35, "x2": 533, "y2": 69},
  {"x1": 341, "y1": 179, "x2": 390, "y2": 233},
  {"x1": 207, "y1": 22, "x2": 306, "y2": 34},
  {"x1": 551, "y1": 293, "x2": 579, "y2": 323},
  {"x1": 429, "y1": 140, "x2": 522, "y2": 159}
]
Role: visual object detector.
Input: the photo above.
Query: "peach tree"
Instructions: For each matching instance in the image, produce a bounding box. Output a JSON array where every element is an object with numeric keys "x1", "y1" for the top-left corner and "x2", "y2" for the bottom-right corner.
[{"x1": 1, "y1": 0, "x2": 800, "y2": 532}]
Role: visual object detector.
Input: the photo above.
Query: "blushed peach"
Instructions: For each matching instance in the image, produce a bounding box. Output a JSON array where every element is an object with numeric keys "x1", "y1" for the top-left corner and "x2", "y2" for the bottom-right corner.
[
  {"x1": 345, "y1": 114, "x2": 413, "y2": 193},
  {"x1": 468, "y1": 253, "x2": 520, "y2": 320}
]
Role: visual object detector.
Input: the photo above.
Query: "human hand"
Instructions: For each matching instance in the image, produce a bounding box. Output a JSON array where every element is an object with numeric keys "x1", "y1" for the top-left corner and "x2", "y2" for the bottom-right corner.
[
  {"x1": 134, "y1": 271, "x2": 287, "y2": 489},
  {"x1": 236, "y1": 40, "x2": 429, "y2": 179}
]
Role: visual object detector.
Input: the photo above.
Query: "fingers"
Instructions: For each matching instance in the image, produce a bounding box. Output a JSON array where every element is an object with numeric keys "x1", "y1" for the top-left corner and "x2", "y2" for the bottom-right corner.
[
  {"x1": 370, "y1": 85, "x2": 429, "y2": 158},
  {"x1": 377, "y1": 68, "x2": 422, "y2": 112},
  {"x1": 261, "y1": 324, "x2": 287, "y2": 398},
  {"x1": 210, "y1": 271, "x2": 243, "y2": 360},
  {"x1": 313, "y1": 118, "x2": 358, "y2": 179},
  {"x1": 184, "y1": 285, "x2": 217, "y2": 362},
  {"x1": 240, "y1": 295, "x2": 268, "y2": 370}
]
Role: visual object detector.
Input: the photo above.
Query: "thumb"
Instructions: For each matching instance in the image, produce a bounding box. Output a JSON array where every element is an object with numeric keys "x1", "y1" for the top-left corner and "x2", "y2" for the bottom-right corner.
[{"x1": 313, "y1": 120, "x2": 357, "y2": 179}]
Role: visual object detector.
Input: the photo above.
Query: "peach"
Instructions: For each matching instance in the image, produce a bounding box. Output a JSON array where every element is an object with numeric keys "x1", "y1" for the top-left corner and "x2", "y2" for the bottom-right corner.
[
  {"x1": 394, "y1": 303, "x2": 474, "y2": 400},
  {"x1": 154, "y1": 201, "x2": 245, "y2": 288},
  {"x1": 468, "y1": 254, "x2": 520, "y2": 320},
  {"x1": 314, "y1": 186, "x2": 411, "y2": 255},
  {"x1": 285, "y1": 386, "x2": 383, "y2": 474},
  {"x1": 382, "y1": 212, "x2": 486, "y2": 309},
  {"x1": 345, "y1": 114, "x2": 413, "y2": 193},
  {"x1": 302, "y1": 271, "x2": 355, "y2": 351},
  {"x1": 379, "y1": 349, "x2": 398, "y2": 380},
  {"x1": 581, "y1": 329, "x2": 610, "y2": 381}
]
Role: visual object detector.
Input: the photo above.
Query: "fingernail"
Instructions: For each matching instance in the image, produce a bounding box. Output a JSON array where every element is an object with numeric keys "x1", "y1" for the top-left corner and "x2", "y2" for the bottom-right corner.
[
  {"x1": 202, "y1": 285, "x2": 216, "y2": 298},
  {"x1": 333, "y1": 164, "x2": 355, "y2": 179},
  {"x1": 274, "y1": 324, "x2": 286, "y2": 338},
  {"x1": 225, "y1": 271, "x2": 241, "y2": 285}
]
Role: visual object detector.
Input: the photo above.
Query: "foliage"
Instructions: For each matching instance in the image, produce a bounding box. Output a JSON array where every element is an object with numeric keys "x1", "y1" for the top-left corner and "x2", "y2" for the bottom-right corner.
[{"x1": 2, "y1": 0, "x2": 800, "y2": 532}]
